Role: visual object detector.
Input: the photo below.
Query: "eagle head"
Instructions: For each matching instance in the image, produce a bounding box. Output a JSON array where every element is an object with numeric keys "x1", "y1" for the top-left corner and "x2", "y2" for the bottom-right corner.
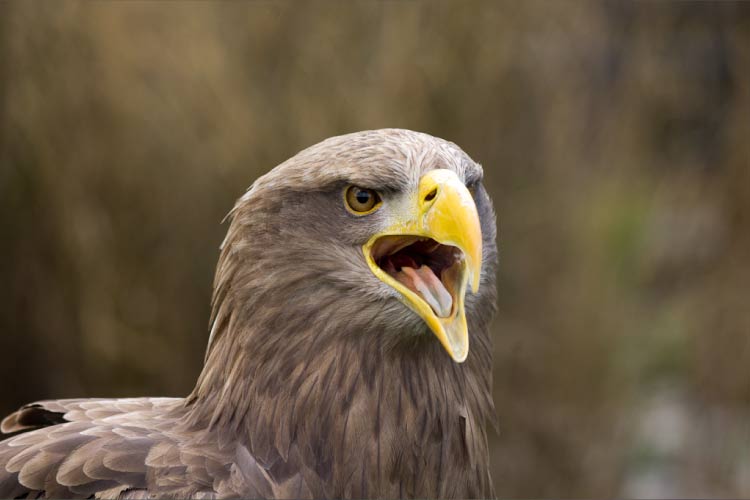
[{"x1": 203, "y1": 128, "x2": 497, "y2": 364}]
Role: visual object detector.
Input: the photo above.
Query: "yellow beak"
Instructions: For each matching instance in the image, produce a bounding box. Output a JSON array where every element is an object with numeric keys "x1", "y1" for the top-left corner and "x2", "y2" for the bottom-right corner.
[{"x1": 363, "y1": 169, "x2": 483, "y2": 362}]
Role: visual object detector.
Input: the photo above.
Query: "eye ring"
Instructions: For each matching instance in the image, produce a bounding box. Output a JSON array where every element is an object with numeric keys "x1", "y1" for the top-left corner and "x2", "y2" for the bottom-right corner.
[{"x1": 344, "y1": 186, "x2": 382, "y2": 215}]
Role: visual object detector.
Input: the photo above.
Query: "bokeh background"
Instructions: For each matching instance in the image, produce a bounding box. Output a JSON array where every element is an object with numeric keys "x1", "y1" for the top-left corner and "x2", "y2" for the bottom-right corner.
[{"x1": 1, "y1": 2, "x2": 749, "y2": 497}]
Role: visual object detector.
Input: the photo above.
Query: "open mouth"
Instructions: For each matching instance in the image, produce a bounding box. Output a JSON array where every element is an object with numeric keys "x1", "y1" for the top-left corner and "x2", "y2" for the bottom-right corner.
[
  {"x1": 360, "y1": 169, "x2": 482, "y2": 362},
  {"x1": 371, "y1": 235, "x2": 465, "y2": 318}
]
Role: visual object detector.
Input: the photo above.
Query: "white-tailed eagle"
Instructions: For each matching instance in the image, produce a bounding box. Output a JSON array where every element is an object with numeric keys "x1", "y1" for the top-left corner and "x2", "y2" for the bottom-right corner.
[{"x1": 0, "y1": 129, "x2": 498, "y2": 499}]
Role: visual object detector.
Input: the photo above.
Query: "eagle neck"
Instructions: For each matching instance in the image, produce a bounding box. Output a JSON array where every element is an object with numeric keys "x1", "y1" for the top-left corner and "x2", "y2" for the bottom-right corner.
[{"x1": 185, "y1": 315, "x2": 495, "y2": 498}]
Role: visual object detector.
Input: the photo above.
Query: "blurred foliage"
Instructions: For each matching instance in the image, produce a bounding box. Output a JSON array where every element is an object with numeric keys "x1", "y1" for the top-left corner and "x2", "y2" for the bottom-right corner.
[{"x1": 0, "y1": 1, "x2": 748, "y2": 497}]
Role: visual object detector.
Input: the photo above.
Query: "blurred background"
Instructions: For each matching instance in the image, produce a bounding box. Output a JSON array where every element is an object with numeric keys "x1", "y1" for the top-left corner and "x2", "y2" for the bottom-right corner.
[{"x1": 1, "y1": 1, "x2": 749, "y2": 497}]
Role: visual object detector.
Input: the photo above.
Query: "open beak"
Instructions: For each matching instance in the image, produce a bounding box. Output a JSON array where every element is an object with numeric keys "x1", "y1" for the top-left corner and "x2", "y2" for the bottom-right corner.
[{"x1": 363, "y1": 169, "x2": 482, "y2": 362}]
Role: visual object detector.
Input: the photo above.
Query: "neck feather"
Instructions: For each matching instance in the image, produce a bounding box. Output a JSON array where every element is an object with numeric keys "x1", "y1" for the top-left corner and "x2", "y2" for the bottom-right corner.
[{"x1": 186, "y1": 300, "x2": 495, "y2": 498}]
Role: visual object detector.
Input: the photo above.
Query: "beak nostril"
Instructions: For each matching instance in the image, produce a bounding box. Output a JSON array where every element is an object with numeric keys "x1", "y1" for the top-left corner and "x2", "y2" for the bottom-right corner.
[{"x1": 424, "y1": 187, "x2": 438, "y2": 203}]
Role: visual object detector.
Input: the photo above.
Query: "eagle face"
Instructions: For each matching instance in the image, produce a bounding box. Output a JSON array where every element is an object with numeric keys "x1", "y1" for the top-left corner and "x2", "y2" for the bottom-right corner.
[{"x1": 221, "y1": 128, "x2": 495, "y2": 364}]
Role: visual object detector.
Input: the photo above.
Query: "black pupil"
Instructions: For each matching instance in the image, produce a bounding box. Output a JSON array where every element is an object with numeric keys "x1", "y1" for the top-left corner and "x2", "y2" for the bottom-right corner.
[{"x1": 355, "y1": 190, "x2": 371, "y2": 205}]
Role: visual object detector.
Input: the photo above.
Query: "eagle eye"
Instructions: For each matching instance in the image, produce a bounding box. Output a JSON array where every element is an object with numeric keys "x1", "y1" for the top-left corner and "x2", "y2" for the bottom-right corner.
[{"x1": 344, "y1": 186, "x2": 382, "y2": 215}]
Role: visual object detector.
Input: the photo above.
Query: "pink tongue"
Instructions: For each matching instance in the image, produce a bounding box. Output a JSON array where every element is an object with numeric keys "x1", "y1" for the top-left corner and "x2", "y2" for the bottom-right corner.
[{"x1": 397, "y1": 265, "x2": 453, "y2": 318}]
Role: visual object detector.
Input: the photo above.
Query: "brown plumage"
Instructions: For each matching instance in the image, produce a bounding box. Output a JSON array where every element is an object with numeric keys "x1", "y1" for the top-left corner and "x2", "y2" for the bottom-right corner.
[{"x1": 0, "y1": 129, "x2": 498, "y2": 499}]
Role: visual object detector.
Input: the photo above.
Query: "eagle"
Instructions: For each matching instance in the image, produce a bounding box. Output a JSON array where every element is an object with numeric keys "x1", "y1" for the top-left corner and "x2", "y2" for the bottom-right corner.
[{"x1": 0, "y1": 129, "x2": 498, "y2": 499}]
